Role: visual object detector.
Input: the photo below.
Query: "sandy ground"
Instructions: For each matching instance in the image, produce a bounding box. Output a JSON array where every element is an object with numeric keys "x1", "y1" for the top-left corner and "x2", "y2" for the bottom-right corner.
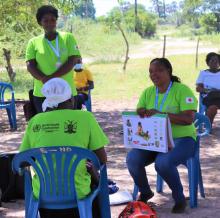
[{"x1": 0, "y1": 100, "x2": 220, "y2": 218}]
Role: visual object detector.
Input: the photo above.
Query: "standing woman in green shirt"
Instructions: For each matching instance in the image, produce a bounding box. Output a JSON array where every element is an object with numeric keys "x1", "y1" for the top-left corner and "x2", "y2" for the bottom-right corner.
[
  {"x1": 126, "y1": 58, "x2": 198, "y2": 214},
  {"x1": 26, "y1": 5, "x2": 81, "y2": 113}
]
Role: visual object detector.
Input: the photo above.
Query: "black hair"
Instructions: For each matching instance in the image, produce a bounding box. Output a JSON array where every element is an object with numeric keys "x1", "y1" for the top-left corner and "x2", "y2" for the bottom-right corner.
[
  {"x1": 36, "y1": 5, "x2": 58, "y2": 24},
  {"x1": 150, "y1": 58, "x2": 181, "y2": 83},
  {"x1": 206, "y1": 52, "x2": 220, "y2": 65}
]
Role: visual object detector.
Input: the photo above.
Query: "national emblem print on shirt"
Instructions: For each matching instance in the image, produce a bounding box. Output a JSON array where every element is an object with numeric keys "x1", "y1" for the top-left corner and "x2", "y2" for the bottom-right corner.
[
  {"x1": 186, "y1": 97, "x2": 194, "y2": 104},
  {"x1": 64, "y1": 120, "x2": 77, "y2": 134}
]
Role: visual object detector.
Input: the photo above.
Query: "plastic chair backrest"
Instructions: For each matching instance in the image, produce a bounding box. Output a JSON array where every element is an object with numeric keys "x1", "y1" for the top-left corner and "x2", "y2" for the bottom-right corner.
[
  {"x1": 194, "y1": 112, "x2": 211, "y2": 137},
  {"x1": 199, "y1": 94, "x2": 206, "y2": 114},
  {"x1": 12, "y1": 146, "x2": 101, "y2": 204},
  {"x1": 85, "y1": 90, "x2": 92, "y2": 112},
  {"x1": 0, "y1": 82, "x2": 14, "y2": 104}
]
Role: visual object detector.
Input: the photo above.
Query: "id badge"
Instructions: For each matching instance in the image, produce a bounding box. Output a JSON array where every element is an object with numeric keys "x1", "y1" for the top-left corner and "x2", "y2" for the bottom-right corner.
[{"x1": 56, "y1": 61, "x2": 62, "y2": 68}]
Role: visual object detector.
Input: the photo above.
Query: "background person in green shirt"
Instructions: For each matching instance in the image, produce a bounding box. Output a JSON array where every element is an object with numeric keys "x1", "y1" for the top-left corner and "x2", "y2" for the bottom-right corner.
[
  {"x1": 19, "y1": 78, "x2": 108, "y2": 218},
  {"x1": 26, "y1": 5, "x2": 81, "y2": 113},
  {"x1": 126, "y1": 58, "x2": 198, "y2": 214}
]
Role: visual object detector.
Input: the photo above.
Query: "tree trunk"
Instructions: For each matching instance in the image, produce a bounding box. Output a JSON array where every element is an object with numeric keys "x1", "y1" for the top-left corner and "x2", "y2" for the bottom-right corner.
[
  {"x1": 163, "y1": 0, "x2": 166, "y2": 18},
  {"x1": 134, "y1": 0, "x2": 138, "y2": 32},
  {"x1": 162, "y1": 35, "x2": 166, "y2": 58},
  {"x1": 156, "y1": 0, "x2": 160, "y2": 17},
  {"x1": 116, "y1": 24, "x2": 129, "y2": 72},
  {"x1": 195, "y1": 38, "x2": 200, "y2": 68},
  {"x1": 2, "y1": 48, "x2": 16, "y2": 82}
]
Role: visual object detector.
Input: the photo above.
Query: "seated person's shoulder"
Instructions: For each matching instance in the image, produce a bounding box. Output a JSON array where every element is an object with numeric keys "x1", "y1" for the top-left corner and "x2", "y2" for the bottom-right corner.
[
  {"x1": 144, "y1": 85, "x2": 155, "y2": 94},
  {"x1": 84, "y1": 69, "x2": 93, "y2": 76},
  {"x1": 67, "y1": 109, "x2": 94, "y2": 118},
  {"x1": 172, "y1": 83, "x2": 194, "y2": 96},
  {"x1": 174, "y1": 82, "x2": 191, "y2": 91}
]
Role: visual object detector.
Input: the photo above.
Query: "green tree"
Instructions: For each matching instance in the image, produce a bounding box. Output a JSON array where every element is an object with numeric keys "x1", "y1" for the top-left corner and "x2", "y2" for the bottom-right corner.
[
  {"x1": 182, "y1": 0, "x2": 220, "y2": 32},
  {"x1": 124, "y1": 5, "x2": 157, "y2": 37},
  {"x1": 0, "y1": 0, "x2": 80, "y2": 54},
  {"x1": 199, "y1": 13, "x2": 218, "y2": 33},
  {"x1": 151, "y1": 0, "x2": 165, "y2": 18},
  {"x1": 73, "y1": 0, "x2": 96, "y2": 19},
  {"x1": 182, "y1": 0, "x2": 203, "y2": 27}
]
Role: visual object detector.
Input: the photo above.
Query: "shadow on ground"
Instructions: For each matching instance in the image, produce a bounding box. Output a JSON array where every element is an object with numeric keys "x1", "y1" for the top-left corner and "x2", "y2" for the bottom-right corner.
[{"x1": 0, "y1": 101, "x2": 220, "y2": 218}]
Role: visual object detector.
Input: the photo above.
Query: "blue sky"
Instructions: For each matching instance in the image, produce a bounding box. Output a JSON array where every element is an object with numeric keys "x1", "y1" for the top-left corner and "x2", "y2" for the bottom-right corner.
[{"x1": 93, "y1": 0, "x2": 180, "y2": 17}]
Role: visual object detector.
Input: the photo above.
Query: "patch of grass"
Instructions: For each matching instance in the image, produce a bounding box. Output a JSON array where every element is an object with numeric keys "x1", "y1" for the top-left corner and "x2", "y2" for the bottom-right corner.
[
  {"x1": 1, "y1": 69, "x2": 33, "y2": 100},
  {"x1": 156, "y1": 24, "x2": 220, "y2": 51},
  {"x1": 200, "y1": 34, "x2": 220, "y2": 52},
  {"x1": 71, "y1": 20, "x2": 141, "y2": 62},
  {"x1": 1, "y1": 54, "x2": 207, "y2": 101},
  {"x1": 89, "y1": 54, "x2": 206, "y2": 101}
]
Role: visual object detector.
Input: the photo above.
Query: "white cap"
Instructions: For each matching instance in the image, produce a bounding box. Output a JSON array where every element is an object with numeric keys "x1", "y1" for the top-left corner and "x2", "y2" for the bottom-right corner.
[{"x1": 41, "y1": 78, "x2": 72, "y2": 112}]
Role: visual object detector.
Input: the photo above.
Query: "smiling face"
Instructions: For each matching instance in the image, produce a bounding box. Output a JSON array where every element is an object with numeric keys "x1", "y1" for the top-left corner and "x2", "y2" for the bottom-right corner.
[
  {"x1": 208, "y1": 55, "x2": 220, "y2": 70},
  {"x1": 40, "y1": 13, "x2": 57, "y2": 34},
  {"x1": 149, "y1": 61, "x2": 171, "y2": 87}
]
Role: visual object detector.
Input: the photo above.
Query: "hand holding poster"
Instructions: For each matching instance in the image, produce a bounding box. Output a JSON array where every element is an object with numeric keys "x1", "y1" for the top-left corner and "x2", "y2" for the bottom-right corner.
[{"x1": 122, "y1": 112, "x2": 174, "y2": 153}]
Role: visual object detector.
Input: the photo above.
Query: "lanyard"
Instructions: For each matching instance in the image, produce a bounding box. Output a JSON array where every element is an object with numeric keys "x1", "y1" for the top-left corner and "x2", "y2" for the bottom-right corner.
[
  {"x1": 155, "y1": 82, "x2": 172, "y2": 111},
  {"x1": 46, "y1": 35, "x2": 60, "y2": 61}
]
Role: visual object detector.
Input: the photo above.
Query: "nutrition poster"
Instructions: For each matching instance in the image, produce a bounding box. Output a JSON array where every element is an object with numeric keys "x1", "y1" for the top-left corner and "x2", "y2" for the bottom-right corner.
[{"x1": 122, "y1": 112, "x2": 174, "y2": 153}]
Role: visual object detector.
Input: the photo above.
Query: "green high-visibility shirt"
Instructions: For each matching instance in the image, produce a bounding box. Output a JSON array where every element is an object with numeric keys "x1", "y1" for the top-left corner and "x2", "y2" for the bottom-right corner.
[
  {"x1": 137, "y1": 82, "x2": 198, "y2": 140},
  {"x1": 26, "y1": 32, "x2": 81, "y2": 97},
  {"x1": 19, "y1": 109, "x2": 109, "y2": 199}
]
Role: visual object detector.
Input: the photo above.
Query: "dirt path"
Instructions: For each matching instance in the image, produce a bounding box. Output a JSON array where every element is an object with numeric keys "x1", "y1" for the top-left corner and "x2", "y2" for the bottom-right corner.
[
  {"x1": 0, "y1": 100, "x2": 220, "y2": 218},
  {"x1": 0, "y1": 38, "x2": 217, "y2": 73},
  {"x1": 129, "y1": 37, "x2": 218, "y2": 59}
]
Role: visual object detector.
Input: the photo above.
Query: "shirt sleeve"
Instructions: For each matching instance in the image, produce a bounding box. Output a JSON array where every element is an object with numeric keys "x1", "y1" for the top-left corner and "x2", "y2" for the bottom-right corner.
[
  {"x1": 137, "y1": 89, "x2": 147, "y2": 109},
  {"x1": 196, "y1": 71, "x2": 205, "y2": 84},
  {"x1": 88, "y1": 113, "x2": 109, "y2": 151},
  {"x1": 67, "y1": 33, "x2": 81, "y2": 57},
  {"x1": 25, "y1": 39, "x2": 36, "y2": 62},
  {"x1": 178, "y1": 85, "x2": 198, "y2": 111},
  {"x1": 85, "y1": 69, "x2": 93, "y2": 81}
]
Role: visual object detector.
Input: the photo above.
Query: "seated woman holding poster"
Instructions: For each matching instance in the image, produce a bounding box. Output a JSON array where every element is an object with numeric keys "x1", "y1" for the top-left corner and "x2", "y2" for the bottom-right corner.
[{"x1": 126, "y1": 58, "x2": 197, "y2": 214}]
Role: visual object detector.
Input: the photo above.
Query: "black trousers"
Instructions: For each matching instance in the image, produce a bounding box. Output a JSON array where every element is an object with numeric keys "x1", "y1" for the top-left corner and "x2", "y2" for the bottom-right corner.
[
  {"x1": 76, "y1": 93, "x2": 88, "y2": 110},
  {"x1": 39, "y1": 196, "x2": 100, "y2": 218},
  {"x1": 33, "y1": 96, "x2": 45, "y2": 113}
]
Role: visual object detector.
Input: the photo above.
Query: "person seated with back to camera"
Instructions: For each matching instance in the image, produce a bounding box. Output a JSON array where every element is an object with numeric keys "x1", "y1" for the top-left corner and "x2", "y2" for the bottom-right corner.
[
  {"x1": 73, "y1": 59, "x2": 94, "y2": 110},
  {"x1": 126, "y1": 58, "x2": 198, "y2": 214},
  {"x1": 19, "y1": 78, "x2": 108, "y2": 218},
  {"x1": 196, "y1": 52, "x2": 220, "y2": 126}
]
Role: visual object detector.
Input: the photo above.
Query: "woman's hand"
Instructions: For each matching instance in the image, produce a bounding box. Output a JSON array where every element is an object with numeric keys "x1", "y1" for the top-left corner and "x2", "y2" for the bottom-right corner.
[
  {"x1": 86, "y1": 160, "x2": 99, "y2": 184},
  {"x1": 41, "y1": 75, "x2": 53, "y2": 84},
  {"x1": 145, "y1": 109, "x2": 160, "y2": 117},
  {"x1": 137, "y1": 108, "x2": 161, "y2": 118},
  {"x1": 137, "y1": 108, "x2": 146, "y2": 118},
  {"x1": 196, "y1": 84, "x2": 205, "y2": 93}
]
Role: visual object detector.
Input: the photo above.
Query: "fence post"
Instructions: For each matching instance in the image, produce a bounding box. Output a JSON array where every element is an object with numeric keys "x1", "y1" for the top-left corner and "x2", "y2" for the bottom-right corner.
[
  {"x1": 162, "y1": 35, "x2": 166, "y2": 58},
  {"x1": 195, "y1": 37, "x2": 200, "y2": 68}
]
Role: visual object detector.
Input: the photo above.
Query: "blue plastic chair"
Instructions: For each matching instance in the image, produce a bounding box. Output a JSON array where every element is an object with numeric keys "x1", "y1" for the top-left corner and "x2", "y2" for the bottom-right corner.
[
  {"x1": 12, "y1": 146, "x2": 111, "y2": 218},
  {"x1": 84, "y1": 90, "x2": 92, "y2": 112},
  {"x1": 132, "y1": 113, "x2": 211, "y2": 208},
  {"x1": 0, "y1": 82, "x2": 17, "y2": 129},
  {"x1": 199, "y1": 94, "x2": 206, "y2": 115}
]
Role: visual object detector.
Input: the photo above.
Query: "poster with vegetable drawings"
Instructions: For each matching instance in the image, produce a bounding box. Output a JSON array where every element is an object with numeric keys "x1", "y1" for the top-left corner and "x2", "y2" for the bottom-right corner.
[{"x1": 122, "y1": 112, "x2": 174, "y2": 153}]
